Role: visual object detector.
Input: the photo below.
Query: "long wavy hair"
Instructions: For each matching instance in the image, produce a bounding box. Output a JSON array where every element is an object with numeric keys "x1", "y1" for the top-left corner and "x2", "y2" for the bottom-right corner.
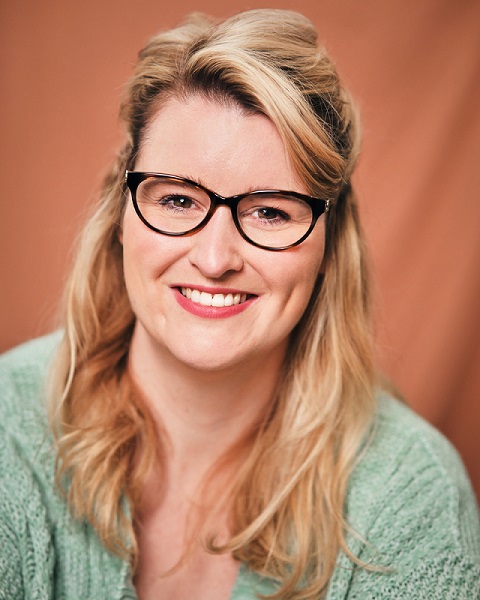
[{"x1": 49, "y1": 9, "x2": 376, "y2": 599}]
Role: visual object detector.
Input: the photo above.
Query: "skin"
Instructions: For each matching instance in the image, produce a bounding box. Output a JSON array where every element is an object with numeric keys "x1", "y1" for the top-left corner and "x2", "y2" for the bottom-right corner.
[{"x1": 120, "y1": 95, "x2": 326, "y2": 600}]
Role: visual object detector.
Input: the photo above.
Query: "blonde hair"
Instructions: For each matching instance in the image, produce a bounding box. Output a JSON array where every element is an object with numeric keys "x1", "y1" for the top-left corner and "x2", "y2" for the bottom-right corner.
[{"x1": 50, "y1": 9, "x2": 376, "y2": 598}]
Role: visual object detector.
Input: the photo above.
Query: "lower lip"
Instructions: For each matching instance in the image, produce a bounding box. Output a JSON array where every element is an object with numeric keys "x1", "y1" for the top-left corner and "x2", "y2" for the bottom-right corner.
[{"x1": 172, "y1": 288, "x2": 256, "y2": 319}]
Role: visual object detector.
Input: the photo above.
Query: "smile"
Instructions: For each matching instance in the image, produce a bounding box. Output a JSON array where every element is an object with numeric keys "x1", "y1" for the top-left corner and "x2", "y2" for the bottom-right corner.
[{"x1": 180, "y1": 287, "x2": 249, "y2": 307}]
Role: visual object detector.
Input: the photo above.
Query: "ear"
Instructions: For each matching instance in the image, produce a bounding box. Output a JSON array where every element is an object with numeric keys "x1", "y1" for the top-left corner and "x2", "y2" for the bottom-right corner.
[
  {"x1": 117, "y1": 201, "x2": 127, "y2": 245},
  {"x1": 316, "y1": 225, "x2": 328, "y2": 276},
  {"x1": 318, "y1": 254, "x2": 326, "y2": 276},
  {"x1": 117, "y1": 221, "x2": 124, "y2": 245}
]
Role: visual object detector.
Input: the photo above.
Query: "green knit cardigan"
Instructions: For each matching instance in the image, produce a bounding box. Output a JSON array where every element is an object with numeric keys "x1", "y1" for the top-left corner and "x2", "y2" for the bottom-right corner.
[{"x1": 0, "y1": 334, "x2": 479, "y2": 599}]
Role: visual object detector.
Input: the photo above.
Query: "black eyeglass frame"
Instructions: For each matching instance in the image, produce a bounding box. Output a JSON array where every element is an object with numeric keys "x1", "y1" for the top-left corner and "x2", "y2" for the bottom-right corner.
[{"x1": 124, "y1": 170, "x2": 331, "y2": 251}]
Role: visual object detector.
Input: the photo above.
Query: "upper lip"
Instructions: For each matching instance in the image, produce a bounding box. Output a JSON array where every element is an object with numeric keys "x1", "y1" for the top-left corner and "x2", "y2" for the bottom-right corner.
[{"x1": 172, "y1": 284, "x2": 257, "y2": 296}]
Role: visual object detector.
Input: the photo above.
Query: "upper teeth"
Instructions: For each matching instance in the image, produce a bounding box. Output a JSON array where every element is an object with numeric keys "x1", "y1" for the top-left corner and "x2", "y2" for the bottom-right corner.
[{"x1": 181, "y1": 288, "x2": 247, "y2": 307}]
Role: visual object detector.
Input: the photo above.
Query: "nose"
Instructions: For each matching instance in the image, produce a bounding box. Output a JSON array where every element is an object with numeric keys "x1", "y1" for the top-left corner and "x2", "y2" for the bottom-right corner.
[{"x1": 188, "y1": 207, "x2": 244, "y2": 278}]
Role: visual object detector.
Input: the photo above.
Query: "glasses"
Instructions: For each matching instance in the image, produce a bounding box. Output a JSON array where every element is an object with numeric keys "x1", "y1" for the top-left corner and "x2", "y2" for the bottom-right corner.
[{"x1": 125, "y1": 171, "x2": 331, "y2": 251}]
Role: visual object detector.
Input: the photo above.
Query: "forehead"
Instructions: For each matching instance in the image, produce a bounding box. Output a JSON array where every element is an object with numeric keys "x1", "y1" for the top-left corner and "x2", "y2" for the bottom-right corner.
[{"x1": 135, "y1": 95, "x2": 307, "y2": 196}]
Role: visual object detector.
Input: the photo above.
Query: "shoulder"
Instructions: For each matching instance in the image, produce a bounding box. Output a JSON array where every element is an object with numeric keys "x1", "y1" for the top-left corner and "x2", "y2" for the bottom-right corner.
[
  {"x1": 0, "y1": 423, "x2": 56, "y2": 598},
  {"x1": 332, "y1": 393, "x2": 480, "y2": 598},
  {"x1": 351, "y1": 393, "x2": 478, "y2": 505},
  {"x1": 0, "y1": 332, "x2": 61, "y2": 384},
  {"x1": 348, "y1": 393, "x2": 479, "y2": 552},
  {"x1": 0, "y1": 333, "x2": 61, "y2": 571},
  {"x1": 0, "y1": 332, "x2": 62, "y2": 529},
  {"x1": 0, "y1": 334, "x2": 62, "y2": 598},
  {"x1": 356, "y1": 394, "x2": 478, "y2": 517},
  {"x1": 0, "y1": 332, "x2": 61, "y2": 434},
  {"x1": 0, "y1": 333, "x2": 133, "y2": 599},
  {"x1": 0, "y1": 333, "x2": 61, "y2": 505}
]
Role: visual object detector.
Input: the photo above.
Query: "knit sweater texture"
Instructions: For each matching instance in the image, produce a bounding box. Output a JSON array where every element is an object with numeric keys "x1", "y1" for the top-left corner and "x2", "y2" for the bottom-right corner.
[{"x1": 0, "y1": 334, "x2": 479, "y2": 599}]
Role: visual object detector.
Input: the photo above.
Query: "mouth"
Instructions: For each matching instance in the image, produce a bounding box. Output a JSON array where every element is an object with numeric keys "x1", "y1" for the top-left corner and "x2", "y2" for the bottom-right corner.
[{"x1": 179, "y1": 287, "x2": 252, "y2": 308}]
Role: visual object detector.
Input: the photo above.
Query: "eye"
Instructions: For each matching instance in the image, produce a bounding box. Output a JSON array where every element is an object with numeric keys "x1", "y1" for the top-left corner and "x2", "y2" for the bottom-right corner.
[
  {"x1": 159, "y1": 195, "x2": 195, "y2": 210},
  {"x1": 255, "y1": 206, "x2": 290, "y2": 221},
  {"x1": 239, "y1": 203, "x2": 293, "y2": 229},
  {"x1": 253, "y1": 206, "x2": 290, "y2": 222},
  {"x1": 137, "y1": 178, "x2": 209, "y2": 212},
  {"x1": 238, "y1": 194, "x2": 313, "y2": 235}
]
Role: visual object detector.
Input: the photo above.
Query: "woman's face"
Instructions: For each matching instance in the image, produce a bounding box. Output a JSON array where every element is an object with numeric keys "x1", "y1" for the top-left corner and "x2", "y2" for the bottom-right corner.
[{"x1": 122, "y1": 95, "x2": 326, "y2": 373}]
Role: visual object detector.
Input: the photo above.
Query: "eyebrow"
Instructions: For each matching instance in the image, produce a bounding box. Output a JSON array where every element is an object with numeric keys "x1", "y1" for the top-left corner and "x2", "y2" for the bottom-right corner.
[{"x1": 174, "y1": 173, "x2": 299, "y2": 195}]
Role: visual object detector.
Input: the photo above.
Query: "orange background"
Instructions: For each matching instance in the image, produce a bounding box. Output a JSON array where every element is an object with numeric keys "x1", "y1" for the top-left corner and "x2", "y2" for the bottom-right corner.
[{"x1": 1, "y1": 0, "x2": 479, "y2": 498}]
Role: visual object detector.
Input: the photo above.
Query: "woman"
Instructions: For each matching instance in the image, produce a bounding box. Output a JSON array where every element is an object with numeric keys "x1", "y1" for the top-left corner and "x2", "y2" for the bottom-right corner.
[{"x1": 0, "y1": 9, "x2": 478, "y2": 600}]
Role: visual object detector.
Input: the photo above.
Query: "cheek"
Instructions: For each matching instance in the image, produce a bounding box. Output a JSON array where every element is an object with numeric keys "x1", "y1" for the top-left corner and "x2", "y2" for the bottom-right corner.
[
  {"x1": 268, "y1": 255, "x2": 322, "y2": 320},
  {"x1": 121, "y1": 206, "x2": 191, "y2": 289},
  {"x1": 122, "y1": 207, "x2": 163, "y2": 271},
  {"x1": 288, "y1": 228, "x2": 326, "y2": 288},
  {"x1": 292, "y1": 267, "x2": 322, "y2": 314},
  {"x1": 122, "y1": 211, "x2": 147, "y2": 279},
  {"x1": 121, "y1": 209, "x2": 164, "y2": 311},
  {"x1": 276, "y1": 235, "x2": 325, "y2": 318}
]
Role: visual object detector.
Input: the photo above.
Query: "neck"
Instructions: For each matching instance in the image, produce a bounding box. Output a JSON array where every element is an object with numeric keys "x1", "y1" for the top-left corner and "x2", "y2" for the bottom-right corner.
[{"x1": 128, "y1": 323, "x2": 285, "y2": 495}]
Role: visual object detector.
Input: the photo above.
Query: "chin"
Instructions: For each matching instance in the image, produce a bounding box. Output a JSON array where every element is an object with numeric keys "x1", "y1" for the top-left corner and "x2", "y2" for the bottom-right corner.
[{"x1": 172, "y1": 347, "x2": 251, "y2": 374}]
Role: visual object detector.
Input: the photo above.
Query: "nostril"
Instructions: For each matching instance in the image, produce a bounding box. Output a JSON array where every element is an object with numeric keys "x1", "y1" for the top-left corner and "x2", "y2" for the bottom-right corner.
[{"x1": 187, "y1": 217, "x2": 245, "y2": 277}]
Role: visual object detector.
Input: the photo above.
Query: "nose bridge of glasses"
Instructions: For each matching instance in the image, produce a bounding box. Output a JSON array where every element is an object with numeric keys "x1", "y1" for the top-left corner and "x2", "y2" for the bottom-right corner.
[
  {"x1": 204, "y1": 189, "x2": 243, "y2": 230},
  {"x1": 207, "y1": 188, "x2": 240, "y2": 209},
  {"x1": 194, "y1": 197, "x2": 245, "y2": 255}
]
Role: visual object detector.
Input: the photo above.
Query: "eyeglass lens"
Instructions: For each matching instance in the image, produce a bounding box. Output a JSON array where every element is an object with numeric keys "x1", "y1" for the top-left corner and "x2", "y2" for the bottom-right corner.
[{"x1": 134, "y1": 176, "x2": 314, "y2": 249}]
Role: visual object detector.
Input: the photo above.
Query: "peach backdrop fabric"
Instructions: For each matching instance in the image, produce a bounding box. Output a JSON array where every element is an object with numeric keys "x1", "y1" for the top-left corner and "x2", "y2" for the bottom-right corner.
[{"x1": 1, "y1": 0, "x2": 479, "y2": 497}]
